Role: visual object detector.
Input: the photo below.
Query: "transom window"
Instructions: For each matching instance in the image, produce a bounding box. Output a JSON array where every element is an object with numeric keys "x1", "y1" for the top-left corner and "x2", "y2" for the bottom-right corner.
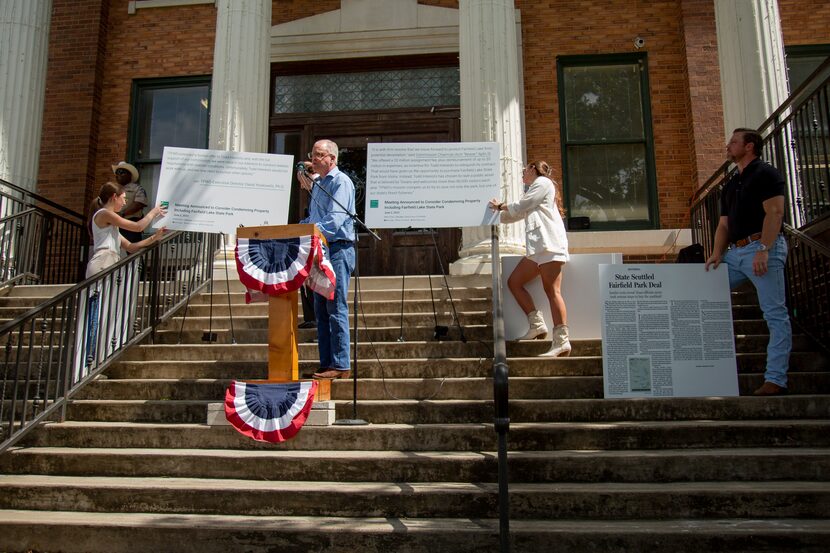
[
  {"x1": 273, "y1": 67, "x2": 459, "y2": 114},
  {"x1": 558, "y1": 54, "x2": 658, "y2": 230}
]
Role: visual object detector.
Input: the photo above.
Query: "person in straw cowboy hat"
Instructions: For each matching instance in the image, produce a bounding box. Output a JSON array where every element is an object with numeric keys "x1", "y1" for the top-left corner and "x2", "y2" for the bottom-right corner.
[{"x1": 111, "y1": 161, "x2": 147, "y2": 243}]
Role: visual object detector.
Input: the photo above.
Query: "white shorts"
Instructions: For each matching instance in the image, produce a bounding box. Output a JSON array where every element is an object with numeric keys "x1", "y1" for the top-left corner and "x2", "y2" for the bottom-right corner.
[{"x1": 528, "y1": 250, "x2": 569, "y2": 266}]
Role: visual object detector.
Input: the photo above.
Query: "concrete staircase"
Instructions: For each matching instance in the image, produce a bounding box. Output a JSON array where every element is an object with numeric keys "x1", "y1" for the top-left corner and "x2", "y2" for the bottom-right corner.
[{"x1": 1, "y1": 275, "x2": 829, "y2": 552}]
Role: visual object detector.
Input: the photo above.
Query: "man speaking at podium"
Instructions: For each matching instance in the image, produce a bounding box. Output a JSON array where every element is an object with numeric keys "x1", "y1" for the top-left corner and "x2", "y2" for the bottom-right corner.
[{"x1": 297, "y1": 139, "x2": 357, "y2": 380}]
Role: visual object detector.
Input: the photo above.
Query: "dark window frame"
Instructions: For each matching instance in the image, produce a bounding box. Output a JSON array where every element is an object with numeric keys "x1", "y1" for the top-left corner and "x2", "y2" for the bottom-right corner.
[
  {"x1": 127, "y1": 75, "x2": 212, "y2": 206},
  {"x1": 556, "y1": 53, "x2": 660, "y2": 231},
  {"x1": 785, "y1": 44, "x2": 830, "y2": 92}
]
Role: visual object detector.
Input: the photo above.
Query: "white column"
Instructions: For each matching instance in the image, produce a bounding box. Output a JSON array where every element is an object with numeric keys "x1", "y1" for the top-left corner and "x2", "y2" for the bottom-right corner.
[
  {"x1": 209, "y1": 0, "x2": 271, "y2": 258},
  {"x1": 0, "y1": 0, "x2": 51, "y2": 196},
  {"x1": 209, "y1": 0, "x2": 271, "y2": 153},
  {"x1": 452, "y1": 0, "x2": 525, "y2": 275},
  {"x1": 715, "y1": 0, "x2": 789, "y2": 136}
]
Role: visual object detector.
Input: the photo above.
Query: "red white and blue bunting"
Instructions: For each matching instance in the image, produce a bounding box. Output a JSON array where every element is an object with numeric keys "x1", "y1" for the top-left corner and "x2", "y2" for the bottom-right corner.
[
  {"x1": 235, "y1": 234, "x2": 335, "y2": 303},
  {"x1": 224, "y1": 380, "x2": 318, "y2": 443}
]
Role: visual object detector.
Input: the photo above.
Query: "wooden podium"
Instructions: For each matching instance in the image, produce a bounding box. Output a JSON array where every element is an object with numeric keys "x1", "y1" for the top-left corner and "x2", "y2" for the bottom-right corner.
[{"x1": 236, "y1": 224, "x2": 330, "y2": 401}]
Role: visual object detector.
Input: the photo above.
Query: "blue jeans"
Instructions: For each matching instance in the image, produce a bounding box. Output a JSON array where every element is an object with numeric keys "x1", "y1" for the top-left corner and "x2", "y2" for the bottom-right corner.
[
  {"x1": 723, "y1": 234, "x2": 791, "y2": 387},
  {"x1": 314, "y1": 241, "x2": 355, "y2": 370}
]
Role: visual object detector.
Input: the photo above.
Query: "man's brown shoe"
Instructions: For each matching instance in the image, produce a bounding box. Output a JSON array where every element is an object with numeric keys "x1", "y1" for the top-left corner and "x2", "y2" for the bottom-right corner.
[
  {"x1": 753, "y1": 381, "x2": 788, "y2": 396},
  {"x1": 312, "y1": 369, "x2": 351, "y2": 380}
]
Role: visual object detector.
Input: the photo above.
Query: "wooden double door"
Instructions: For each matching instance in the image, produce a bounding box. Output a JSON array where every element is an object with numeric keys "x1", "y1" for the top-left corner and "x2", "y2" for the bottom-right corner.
[{"x1": 270, "y1": 108, "x2": 461, "y2": 276}]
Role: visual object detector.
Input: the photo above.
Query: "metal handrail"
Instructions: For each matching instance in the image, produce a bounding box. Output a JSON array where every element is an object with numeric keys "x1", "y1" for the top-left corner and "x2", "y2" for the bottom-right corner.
[
  {"x1": 490, "y1": 225, "x2": 510, "y2": 553},
  {"x1": 689, "y1": 57, "x2": 830, "y2": 354},
  {"x1": 0, "y1": 178, "x2": 86, "y2": 221},
  {"x1": 0, "y1": 230, "x2": 219, "y2": 453},
  {"x1": 0, "y1": 179, "x2": 88, "y2": 286},
  {"x1": 783, "y1": 223, "x2": 830, "y2": 352},
  {"x1": 690, "y1": 57, "x2": 830, "y2": 232}
]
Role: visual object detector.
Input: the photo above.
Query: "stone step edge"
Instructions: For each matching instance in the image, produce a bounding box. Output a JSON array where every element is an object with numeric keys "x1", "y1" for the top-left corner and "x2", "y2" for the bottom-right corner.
[
  {"x1": 2, "y1": 475, "x2": 828, "y2": 494},
  {"x1": 64, "y1": 396, "x2": 830, "y2": 408},
  {"x1": 0, "y1": 510, "x2": 827, "y2": 536},
  {"x1": 9, "y1": 445, "x2": 830, "y2": 459}
]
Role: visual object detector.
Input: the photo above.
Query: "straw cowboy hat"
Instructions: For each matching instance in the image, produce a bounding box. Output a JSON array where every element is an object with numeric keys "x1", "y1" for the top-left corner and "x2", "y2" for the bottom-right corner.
[{"x1": 111, "y1": 161, "x2": 139, "y2": 183}]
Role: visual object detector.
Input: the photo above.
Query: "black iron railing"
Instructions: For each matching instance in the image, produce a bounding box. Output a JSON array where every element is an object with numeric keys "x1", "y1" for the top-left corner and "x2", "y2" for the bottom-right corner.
[
  {"x1": 490, "y1": 225, "x2": 510, "y2": 553},
  {"x1": 783, "y1": 224, "x2": 830, "y2": 349},
  {"x1": 690, "y1": 58, "x2": 830, "y2": 352},
  {"x1": 0, "y1": 231, "x2": 219, "y2": 453},
  {"x1": 0, "y1": 179, "x2": 87, "y2": 286}
]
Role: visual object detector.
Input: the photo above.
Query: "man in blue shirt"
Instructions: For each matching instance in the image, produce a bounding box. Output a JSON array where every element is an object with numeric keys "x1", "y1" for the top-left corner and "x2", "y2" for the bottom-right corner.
[{"x1": 298, "y1": 139, "x2": 356, "y2": 380}]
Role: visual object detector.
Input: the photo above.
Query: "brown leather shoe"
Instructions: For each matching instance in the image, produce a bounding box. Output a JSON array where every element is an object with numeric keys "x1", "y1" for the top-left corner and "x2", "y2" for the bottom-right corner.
[
  {"x1": 312, "y1": 369, "x2": 351, "y2": 380},
  {"x1": 753, "y1": 381, "x2": 788, "y2": 396}
]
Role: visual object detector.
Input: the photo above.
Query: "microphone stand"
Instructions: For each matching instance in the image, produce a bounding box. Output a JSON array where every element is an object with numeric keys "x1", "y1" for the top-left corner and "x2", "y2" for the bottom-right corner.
[{"x1": 304, "y1": 174, "x2": 380, "y2": 426}]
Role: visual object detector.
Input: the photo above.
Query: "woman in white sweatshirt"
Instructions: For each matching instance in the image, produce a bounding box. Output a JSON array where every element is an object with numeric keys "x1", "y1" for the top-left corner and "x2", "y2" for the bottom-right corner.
[{"x1": 489, "y1": 160, "x2": 571, "y2": 357}]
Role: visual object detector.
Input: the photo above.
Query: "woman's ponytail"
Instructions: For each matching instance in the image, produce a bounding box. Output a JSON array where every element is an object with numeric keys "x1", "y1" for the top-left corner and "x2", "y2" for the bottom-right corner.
[{"x1": 88, "y1": 181, "x2": 124, "y2": 224}]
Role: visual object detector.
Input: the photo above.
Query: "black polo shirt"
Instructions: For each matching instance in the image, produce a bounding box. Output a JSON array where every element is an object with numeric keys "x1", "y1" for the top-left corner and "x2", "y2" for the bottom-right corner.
[{"x1": 720, "y1": 158, "x2": 787, "y2": 244}]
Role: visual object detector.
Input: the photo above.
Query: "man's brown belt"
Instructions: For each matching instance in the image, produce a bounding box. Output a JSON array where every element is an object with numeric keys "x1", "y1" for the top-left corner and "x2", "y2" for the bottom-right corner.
[{"x1": 731, "y1": 232, "x2": 762, "y2": 248}]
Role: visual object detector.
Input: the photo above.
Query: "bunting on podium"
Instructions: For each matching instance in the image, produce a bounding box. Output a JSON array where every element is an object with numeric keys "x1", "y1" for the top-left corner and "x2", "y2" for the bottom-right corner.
[
  {"x1": 235, "y1": 234, "x2": 335, "y2": 303},
  {"x1": 224, "y1": 380, "x2": 318, "y2": 442}
]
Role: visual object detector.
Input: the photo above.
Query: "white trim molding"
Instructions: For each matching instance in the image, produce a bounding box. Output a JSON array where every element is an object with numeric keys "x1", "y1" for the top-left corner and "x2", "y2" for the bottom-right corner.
[
  {"x1": 128, "y1": 0, "x2": 216, "y2": 15},
  {"x1": 270, "y1": 0, "x2": 459, "y2": 62}
]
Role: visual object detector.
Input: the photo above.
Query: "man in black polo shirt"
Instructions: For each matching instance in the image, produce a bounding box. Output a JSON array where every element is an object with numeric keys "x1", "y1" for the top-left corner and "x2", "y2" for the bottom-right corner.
[{"x1": 705, "y1": 128, "x2": 791, "y2": 396}]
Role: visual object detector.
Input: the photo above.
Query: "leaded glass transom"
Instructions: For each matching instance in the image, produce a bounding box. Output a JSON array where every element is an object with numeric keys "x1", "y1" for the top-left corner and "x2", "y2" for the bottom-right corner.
[{"x1": 273, "y1": 67, "x2": 459, "y2": 114}]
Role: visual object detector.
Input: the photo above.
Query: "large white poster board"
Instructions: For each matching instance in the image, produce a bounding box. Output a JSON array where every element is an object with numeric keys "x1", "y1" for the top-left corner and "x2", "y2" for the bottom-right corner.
[
  {"x1": 600, "y1": 264, "x2": 738, "y2": 398},
  {"x1": 365, "y1": 142, "x2": 500, "y2": 228},
  {"x1": 153, "y1": 147, "x2": 293, "y2": 234},
  {"x1": 502, "y1": 253, "x2": 623, "y2": 341}
]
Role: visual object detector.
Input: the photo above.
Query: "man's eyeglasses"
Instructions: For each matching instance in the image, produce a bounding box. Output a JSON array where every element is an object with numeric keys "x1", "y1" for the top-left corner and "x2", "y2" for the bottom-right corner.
[{"x1": 308, "y1": 151, "x2": 333, "y2": 160}]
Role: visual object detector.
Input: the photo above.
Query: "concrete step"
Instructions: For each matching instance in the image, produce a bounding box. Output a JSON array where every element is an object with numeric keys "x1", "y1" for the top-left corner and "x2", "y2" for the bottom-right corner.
[
  {"x1": 178, "y1": 297, "x2": 491, "y2": 317},
  {"x1": 160, "y1": 314, "x2": 772, "y2": 335},
  {"x1": 60, "y1": 374, "x2": 830, "y2": 423},
  {"x1": 18, "y1": 420, "x2": 830, "y2": 452},
  {"x1": 0, "y1": 475, "x2": 826, "y2": 520},
  {"x1": 2, "y1": 447, "x2": 829, "y2": 484},
  {"x1": 113, "y1": 341, "x2": 829, "y2": 364},
  {"x1": 1, "y1": 510, "x2": 825, "y2": 553},
  {"x1": 0, "y1": 284, "x2": 73, "y2": 298},
  {"x1": 73, "y1": 376, "x2": 830, "y2": 404},
  {"x1": 102, "y1": 351, "x2": 827, "y2": 380},
  {"x1": 207, "y1": 273, "x2": 491, "y2": 292},
  {"x1": 188, "y1": 286, "x2": 491, "y2": 304},
  {"x1": 153, "y1": 325, "x2": 491, "y2": 345}
]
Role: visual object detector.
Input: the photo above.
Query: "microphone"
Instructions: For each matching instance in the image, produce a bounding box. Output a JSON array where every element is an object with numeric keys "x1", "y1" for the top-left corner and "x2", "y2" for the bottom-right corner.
[{"x1": 295, "y1": 162, "x2": 310, "y2": 175}]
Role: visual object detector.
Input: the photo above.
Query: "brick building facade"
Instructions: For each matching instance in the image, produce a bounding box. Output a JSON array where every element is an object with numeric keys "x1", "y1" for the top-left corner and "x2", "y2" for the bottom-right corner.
[{"x1": 23, "y1": 0, "x2": 830, "y2": 261}]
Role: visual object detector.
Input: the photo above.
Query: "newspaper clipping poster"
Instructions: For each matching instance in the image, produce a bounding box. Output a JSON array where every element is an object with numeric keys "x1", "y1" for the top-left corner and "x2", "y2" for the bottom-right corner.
[{"x1": 599, "y1": 264, "x2": 738, "y2": 398}]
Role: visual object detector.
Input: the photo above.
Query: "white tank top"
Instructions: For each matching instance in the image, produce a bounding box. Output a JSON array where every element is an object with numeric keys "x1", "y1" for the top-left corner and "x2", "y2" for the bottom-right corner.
[{"x1": 91, "y1": 208, "x2": 121, "y2": 253}]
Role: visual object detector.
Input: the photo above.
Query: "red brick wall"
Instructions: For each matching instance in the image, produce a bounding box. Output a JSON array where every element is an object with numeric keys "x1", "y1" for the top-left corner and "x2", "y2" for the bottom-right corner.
[
  {"x1": 36, "y1": 0, "x2": 829, "y2": 228},
  {"x1": 517, "y1": 0, "x2": 696, "y2": 230},
  {"x1": 779, "y1": 0, "x2": 830, "y2": 45},
  {"x1": 680, "y1": 0, "x2": 726, "y2": 194},
  {"x1": 93, "y1": 1, "x2": 216, "y2": 212},
  {"x1": 37, "y1": 0, "x2": 109, "y2": 214}
]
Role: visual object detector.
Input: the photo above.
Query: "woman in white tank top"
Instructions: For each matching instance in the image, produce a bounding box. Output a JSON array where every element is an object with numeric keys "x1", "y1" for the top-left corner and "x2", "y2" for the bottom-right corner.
[{"x1": 86, "y1": 181, "x2": 166, "y2": 278}]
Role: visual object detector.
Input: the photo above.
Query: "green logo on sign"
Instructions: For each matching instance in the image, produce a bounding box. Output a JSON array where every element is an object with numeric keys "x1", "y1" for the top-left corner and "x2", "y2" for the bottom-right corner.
[{"x1": 370, "y1": 199, "x2": 379, "y2": 208}]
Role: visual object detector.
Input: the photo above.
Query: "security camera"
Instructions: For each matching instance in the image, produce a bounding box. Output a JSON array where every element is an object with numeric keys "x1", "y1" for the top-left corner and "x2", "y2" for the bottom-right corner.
[{"x1": 634, "y1": 37, "x2": 645, "y2": 49}]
